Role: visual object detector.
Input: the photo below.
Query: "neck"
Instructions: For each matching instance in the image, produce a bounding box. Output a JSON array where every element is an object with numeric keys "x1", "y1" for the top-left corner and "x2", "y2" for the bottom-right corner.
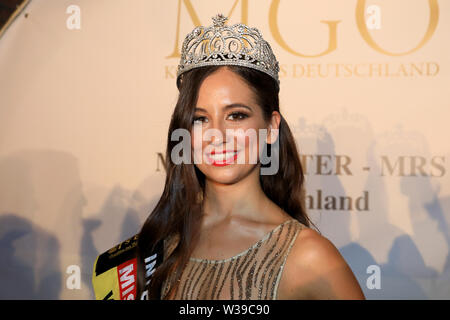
[{"x1": 201, "y1": 165, "x2": 269, "y2": 222}]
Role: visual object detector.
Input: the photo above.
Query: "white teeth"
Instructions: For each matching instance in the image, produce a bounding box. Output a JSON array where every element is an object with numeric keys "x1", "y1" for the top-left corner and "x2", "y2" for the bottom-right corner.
[{"x1": 208, "y1": 152, "x2": 237, "y2": 161}]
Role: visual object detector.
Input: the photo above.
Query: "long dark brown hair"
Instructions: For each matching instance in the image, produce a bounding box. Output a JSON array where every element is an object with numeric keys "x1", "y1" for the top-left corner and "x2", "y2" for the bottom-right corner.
[{"x1": 136, "y1": 65, "x2": 317, "y2": 299}]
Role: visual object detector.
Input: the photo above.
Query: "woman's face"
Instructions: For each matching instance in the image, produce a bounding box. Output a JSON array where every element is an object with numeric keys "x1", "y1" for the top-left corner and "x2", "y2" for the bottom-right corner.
[{"x1": 191, "y1": 67, "x2": 280, "y2": 184}]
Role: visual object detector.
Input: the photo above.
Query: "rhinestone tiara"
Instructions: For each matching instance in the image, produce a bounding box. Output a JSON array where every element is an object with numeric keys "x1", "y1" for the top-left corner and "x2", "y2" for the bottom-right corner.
[{"x1": 176, "y1": 13, "x2": 280, "y2": 88}]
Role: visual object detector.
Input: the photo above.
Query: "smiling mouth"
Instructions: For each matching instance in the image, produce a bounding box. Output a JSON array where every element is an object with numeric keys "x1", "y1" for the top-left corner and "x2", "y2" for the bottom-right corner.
[{"x1": 206, "y1": 151, "x2": 239, "y2": 166}]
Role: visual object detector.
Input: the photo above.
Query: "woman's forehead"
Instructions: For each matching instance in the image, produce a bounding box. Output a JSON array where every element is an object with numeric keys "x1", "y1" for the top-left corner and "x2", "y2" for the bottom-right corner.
[{"x1": 196, "y1": 68, "x2": 257, "y2": 107}]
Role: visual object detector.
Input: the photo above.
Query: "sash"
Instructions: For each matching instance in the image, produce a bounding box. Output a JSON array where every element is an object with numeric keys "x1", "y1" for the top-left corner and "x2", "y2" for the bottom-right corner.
[{"x1": 92, "y1": 234, "x2": 164, "y2": 300}]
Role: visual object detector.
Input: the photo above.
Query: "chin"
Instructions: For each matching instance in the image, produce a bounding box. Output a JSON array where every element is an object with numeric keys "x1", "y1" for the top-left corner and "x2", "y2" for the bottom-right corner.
[{"x1": 197, "y1": 164, "x2": 256, "y2": 185}]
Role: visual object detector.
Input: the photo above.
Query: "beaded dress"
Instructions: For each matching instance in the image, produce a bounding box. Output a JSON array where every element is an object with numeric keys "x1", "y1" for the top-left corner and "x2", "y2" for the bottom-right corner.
[{"x1": 160, "y1": 218, "x2": 305, "y2": 300}]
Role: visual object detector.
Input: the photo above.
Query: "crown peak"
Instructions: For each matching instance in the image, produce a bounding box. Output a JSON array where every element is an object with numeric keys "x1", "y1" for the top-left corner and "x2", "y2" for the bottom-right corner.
[{"x1": 212, "y1": 13, "x2": 228, "y2": 27}]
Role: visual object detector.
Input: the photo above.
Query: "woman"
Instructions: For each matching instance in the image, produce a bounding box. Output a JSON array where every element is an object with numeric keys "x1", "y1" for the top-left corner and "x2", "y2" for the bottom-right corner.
[{"x1": 136, "y1": 14, "x2": 365, "y2": 300}]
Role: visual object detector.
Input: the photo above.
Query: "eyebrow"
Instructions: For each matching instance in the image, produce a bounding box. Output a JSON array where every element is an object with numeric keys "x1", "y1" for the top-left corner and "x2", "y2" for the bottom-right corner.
[{"x1": 194, "y1": 103, "x2": 253, "y2": 113}]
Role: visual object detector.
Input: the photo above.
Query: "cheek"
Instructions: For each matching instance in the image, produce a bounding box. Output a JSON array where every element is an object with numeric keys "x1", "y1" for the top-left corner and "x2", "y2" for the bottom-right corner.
[
  {"x1": 191, "y1": 130, "x2": 205, "y2": 162},
  {"x1": 191, "y1": 129, "x2": 219, "y2": 165},
  {"x1": 234, "y1": 129, "x2": 262, "y2": 164}
]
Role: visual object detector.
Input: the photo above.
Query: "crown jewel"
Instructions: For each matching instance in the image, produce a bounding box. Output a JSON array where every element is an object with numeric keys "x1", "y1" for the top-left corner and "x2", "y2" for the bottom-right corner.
[
  {"x1": 176, "y1": 13, "x2": 280, "y2": 88},
  {"x1": 212, "y1": 13, "x2": 228, "y2": 27}
]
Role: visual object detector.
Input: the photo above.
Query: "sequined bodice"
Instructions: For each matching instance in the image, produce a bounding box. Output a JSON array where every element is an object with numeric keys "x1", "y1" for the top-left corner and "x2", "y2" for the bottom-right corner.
[{"x1": 161, "y1": 218, "x2": 305, "y2": 300}]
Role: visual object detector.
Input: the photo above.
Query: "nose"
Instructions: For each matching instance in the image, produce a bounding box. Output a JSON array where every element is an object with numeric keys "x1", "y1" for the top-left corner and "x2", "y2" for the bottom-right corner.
[{"x1": 209, "y1": 120, "x2": 227, "y2": 146}]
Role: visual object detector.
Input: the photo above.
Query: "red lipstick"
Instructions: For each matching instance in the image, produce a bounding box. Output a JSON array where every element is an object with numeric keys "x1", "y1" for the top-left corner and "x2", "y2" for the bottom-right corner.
[{"x1": 206, "y1": 150, "x2": 239, "y2": 166}]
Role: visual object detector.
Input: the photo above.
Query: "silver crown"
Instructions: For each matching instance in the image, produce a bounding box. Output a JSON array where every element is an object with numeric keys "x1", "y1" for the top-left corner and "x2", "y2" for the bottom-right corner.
[{"x1": 176, "y1": 13, "x2": 280, "y2": 88}]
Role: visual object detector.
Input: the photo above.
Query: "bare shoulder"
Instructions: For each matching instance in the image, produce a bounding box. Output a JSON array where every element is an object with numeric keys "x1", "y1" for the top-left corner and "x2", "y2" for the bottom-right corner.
[
  {"x1": 280, "y1": 223, "x2": 365, "y2": 300},
  {"x1": 293, "y1": 226, "x2": 344, "y2": 268}
]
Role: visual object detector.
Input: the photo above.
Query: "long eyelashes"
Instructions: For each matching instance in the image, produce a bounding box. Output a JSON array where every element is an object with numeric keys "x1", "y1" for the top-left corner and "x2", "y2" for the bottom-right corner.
[
  {"x1": 192, "y1": 116, "x2": 207, "y2": 124},
  {"x1": 192, "y1": 112, "x2": 249, "y2": 124},
  {"x1": 228, "y1": 112, "x2": 249, "y2": 121}
]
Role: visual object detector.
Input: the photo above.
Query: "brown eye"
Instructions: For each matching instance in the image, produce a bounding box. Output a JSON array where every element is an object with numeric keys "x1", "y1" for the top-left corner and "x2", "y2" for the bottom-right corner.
[
  {"x1": 193, "y1": 116, "x2": 208, "y2": 124},
  {"x1": 228, "y1": 112, "x2": 248, "y2": 121}
]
